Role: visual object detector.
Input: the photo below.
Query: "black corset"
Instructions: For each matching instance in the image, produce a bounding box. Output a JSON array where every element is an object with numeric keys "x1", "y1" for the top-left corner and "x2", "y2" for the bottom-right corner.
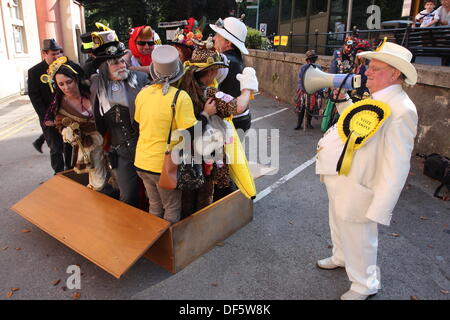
[{"x1": 103, "y1": 105, "x2": 138, "y2": 146}]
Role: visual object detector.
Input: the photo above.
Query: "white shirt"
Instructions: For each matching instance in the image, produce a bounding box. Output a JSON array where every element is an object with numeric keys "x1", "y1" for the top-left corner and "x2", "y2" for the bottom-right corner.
[
  {"x1": 415, "y1": 9, "x2": 438, "y2": 27},
  {"x1": 435, "y1": 5, "x2": 450, "y2": 24}
]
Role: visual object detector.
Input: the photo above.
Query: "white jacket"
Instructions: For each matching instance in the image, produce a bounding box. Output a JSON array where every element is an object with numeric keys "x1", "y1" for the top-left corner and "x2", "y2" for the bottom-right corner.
[{"x1": 316, "y1": 84, "x2": 418, "y2": 225}]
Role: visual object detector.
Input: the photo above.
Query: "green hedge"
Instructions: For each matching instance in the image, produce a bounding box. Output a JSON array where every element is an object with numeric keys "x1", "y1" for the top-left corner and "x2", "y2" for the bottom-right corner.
[{"x1": 245, "y1": 27, "x2": 271, "y2": 50}]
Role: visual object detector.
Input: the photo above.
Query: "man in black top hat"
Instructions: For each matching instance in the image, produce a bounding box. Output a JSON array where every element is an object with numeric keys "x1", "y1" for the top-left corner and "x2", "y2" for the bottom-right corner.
[
  {"x1": 80, "y1": 32, "x2": 97, "y2": 78},
  {"x1": 28, "y1": 39, "x2": 72, "y2": 174},
  {"x1": 90, "y1": 30, "x2": 149, "y2": 208}
]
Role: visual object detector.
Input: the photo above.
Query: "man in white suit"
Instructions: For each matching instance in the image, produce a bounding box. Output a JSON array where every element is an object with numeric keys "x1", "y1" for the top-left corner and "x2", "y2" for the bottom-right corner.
[{"x1": 315, "y1": 40, "x2": 418, "y2": 300}]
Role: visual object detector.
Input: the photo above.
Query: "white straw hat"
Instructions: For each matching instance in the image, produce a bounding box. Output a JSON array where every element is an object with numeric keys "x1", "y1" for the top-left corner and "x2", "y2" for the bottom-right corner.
[
  {"x1": 209, "y1": 17, "x2": 249, "y2": 55},
  {"x1": 357, "y1": 39, "x2": 417, "y2": 85}
]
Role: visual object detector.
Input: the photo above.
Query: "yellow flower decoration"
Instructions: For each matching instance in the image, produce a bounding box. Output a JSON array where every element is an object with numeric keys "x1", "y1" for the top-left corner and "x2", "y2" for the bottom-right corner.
[
  {"x1": 336, "y1": 99, "x2": 391, "y2": 175},
  {"x1": 40, "y1": 56, "x2": 78, "y2": 93}
]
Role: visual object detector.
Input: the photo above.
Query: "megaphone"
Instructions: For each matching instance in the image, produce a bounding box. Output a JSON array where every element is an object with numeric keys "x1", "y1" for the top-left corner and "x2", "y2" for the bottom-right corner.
[{"x1": 301, "y1": 64, "x2": 361, "y2": 94}]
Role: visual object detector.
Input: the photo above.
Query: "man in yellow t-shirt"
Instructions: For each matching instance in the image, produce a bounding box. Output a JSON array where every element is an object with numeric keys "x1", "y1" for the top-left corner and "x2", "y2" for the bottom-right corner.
[
  {"x1": 134, "y1": 85, "x2": 197, "y2": 173},
  {"x1": 134, "y1": 45, "x2": 216, "y2": 224}
]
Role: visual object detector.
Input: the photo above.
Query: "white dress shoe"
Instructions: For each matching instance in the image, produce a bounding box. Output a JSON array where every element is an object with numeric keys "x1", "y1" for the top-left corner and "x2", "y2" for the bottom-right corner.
[
  {"x1": 316, "y1": 257, "x2": 345, "y2": 270},
  {"x1": 340, "y1": 289, "x2": 376, "y2": 300}
]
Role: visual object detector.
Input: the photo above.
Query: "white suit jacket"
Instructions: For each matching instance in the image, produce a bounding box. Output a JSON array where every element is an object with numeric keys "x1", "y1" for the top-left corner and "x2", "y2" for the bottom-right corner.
[{"x1": 316, "y1": 84, "x2": 418, "y2": 226}]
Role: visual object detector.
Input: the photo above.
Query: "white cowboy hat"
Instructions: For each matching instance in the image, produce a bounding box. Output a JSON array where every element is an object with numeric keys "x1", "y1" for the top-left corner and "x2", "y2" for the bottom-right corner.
[
  {"x1": 209, "y1": 17, "x2": 249, "y2": 55},
  {"x1": 357, "y1": 39, "x2": 417, "y2": 85}
]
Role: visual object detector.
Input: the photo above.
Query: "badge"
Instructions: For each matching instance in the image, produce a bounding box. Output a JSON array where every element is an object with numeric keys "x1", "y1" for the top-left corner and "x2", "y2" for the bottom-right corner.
[{"x1": 336, "y1": 99, "x2": 391, "y2": 175}]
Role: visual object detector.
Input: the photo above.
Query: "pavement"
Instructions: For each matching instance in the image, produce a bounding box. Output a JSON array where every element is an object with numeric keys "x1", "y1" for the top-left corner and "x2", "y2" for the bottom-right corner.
[{"x1": 0, "y1": 93, "x2": 449, "y2": 300}]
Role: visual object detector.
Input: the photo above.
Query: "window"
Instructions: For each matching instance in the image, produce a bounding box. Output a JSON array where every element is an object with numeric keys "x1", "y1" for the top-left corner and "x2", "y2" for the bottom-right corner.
[
  {"x1": 281, "y1": 0, "x2": 292, "y2": 22},
  {"x1": 310, "y1": 0, "x2": 328, "y2": 16},
  {"x1": 9, "y1": 0, "x2": 26, "y2": 54},
  {"x1": 294, "y1": 0, "x2": 307, "y2": 18}
]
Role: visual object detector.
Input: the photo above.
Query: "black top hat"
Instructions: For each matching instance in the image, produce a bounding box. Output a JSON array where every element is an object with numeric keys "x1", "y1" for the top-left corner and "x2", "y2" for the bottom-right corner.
[
  {"x1": 92, "y1": 41, "x2": 127, "y2": 69},
  {"x1": 42, "y1": 38, "x2": 62, "y2": 51},
  {"x1": 80, "y1": 32, "x2": 93, "y2": 54}
]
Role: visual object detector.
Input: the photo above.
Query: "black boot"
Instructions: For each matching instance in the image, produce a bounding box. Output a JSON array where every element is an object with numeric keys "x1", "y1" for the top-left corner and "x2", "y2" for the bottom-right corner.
[
  {"x1": 294, "y1": 108, "x2": 305, "y2": 130},
  {"x1": 306, "y1": 113, "x2": 313, "y2": 129}
]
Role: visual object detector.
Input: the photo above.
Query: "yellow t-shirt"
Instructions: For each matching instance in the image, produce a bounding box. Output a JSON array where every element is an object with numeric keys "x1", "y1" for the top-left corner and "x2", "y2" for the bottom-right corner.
[{"x1": 134, "y1": 84, "x2": 198, "y2": 173}]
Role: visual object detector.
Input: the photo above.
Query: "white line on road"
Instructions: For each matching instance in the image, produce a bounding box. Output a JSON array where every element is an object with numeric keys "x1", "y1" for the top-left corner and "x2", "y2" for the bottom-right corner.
[
  {"x1": 254, "y1": 156, "x2": 316, "y2": 203},
  {"x1": 251, "y1": 108, "x2": 289, "y2": 123}
]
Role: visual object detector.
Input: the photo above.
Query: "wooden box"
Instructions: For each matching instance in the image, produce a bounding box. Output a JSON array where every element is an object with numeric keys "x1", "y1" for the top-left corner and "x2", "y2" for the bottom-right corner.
[{"x1": 11, "y1": 164, "x2": 272, "y2": 278}]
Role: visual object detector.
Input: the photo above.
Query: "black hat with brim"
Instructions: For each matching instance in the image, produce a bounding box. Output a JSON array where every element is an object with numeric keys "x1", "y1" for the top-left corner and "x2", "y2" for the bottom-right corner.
[
  {"x1": 42, "y1": 38, "x2": 62, "y2": 51},
  {"x1": 92, "y1": 41, "x2": 127, "y2": 68},
  {"x1": 80, "y1": 32, "x2": 93, "y2": 54},
  {"x1": 167, "y1": 41, "x2": 195, "y2": 50}
]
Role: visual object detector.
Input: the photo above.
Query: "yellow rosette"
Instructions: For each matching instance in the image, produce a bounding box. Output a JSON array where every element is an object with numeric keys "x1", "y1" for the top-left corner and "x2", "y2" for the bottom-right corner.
[{"x1": 336, "y1": 99, "x2": 391, "y2": 175}]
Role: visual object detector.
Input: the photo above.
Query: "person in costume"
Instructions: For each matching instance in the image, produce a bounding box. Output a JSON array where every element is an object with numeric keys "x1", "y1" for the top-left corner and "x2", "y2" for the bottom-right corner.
[
  {"x1": 350, "y1": 39, "x2": 371, "y2": 102},
  {"x1": 315, "y1": 39, "x2": 418, "y2": 300},
  {"x1": 329, "y1": 36, "x2": 357, "y2": 75},
  {"x1": 90, "y1": 28, "x2": 150, "y2": 208},
  {"x1": 28, "y1": 39, "x2": 72, "y2": 173},
  {"x1": 294, "y1": 50, "x2": 323, "y2": 130},
  {"x1": 134, "y1": 45, "x2": 216, "y2": 224},
  {"x1": 177, "y1": 38, "x2": 258, "y2": 218},
  {"x1": 125, "y1": 25, "x2": 161, "y2": 74},
  {"x1": 168, "y1": 28, "x2": 196, "y2": 62},
  {"x1": 321, "y1": 36, "x2": 358, "y2": 132},
  {"x1": 80, "y1": 32, "x2": 98, "y2": 78},
  {"x1": 43, "y1": 57, "x2": 108, "y2": 191},
  {"x1": 210, "y1": 17, "x2": 252, "y2": 133}
]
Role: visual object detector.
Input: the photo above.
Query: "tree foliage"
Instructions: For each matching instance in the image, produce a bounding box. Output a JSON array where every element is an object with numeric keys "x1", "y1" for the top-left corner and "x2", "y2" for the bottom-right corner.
[{"x1": 78, "y1": 0, "x2": 239, "y2": 40}]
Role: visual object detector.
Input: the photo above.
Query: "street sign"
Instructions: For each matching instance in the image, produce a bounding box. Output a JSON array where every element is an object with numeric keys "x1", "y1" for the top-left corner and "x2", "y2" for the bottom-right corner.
[
  {"x1": 274, "y1": 36, "x2": 280, "y2": 46},
  {"x1": 259, "y1": 23, "x2": 267, "y2": 36}
]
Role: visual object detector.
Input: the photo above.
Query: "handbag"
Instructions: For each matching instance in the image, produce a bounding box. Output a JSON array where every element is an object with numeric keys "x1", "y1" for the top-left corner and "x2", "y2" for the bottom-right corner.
[
  {"x1": 419, "y1": 153, "x2": 450, "y2": 200},
  {"x1": 158, "y1": 89, "x2": 204, "y2": 191}
]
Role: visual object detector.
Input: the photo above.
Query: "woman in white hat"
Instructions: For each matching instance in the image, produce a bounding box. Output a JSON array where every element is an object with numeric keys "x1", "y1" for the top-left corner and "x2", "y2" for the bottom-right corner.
[
  {"x1": 210, "y1": 17, "x2": 253, "y2": 133},
  {"x1": 315, "y1": 39, "x2": 418, "y2": 300}
]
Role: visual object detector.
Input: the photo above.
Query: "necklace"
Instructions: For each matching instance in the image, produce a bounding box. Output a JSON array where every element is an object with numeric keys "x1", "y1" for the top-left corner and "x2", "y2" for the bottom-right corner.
[{"x1": 63, "y1": 95, "x2": 93, "y2": 118}]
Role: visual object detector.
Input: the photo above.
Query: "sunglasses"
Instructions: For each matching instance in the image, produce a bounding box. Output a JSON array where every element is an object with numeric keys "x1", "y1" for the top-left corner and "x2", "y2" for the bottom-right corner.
[
  {"x1": 346, "y1": 40, "x2": 354, "y2": 46},
  {"x1": 136, "y1": 41, "x2": 155, "y2": 46}
]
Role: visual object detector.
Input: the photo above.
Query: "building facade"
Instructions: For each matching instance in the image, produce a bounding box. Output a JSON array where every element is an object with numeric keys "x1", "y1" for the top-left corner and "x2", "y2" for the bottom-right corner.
[
  {"x1": 0, "y1": 0, "x2": 85, "y2": 100},
  {"x1": 277, "y1": 0, "x2": 420, "y2": 55}
]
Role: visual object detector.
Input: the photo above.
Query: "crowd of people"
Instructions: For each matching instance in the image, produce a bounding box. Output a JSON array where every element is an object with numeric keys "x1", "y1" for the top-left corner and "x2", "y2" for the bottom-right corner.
[
  {"x1": 27, "y1": 17, "x2": 258, "y2": 224},
  {"x1": 26, "y1": 11, "x2": 425, "y2": 300}
]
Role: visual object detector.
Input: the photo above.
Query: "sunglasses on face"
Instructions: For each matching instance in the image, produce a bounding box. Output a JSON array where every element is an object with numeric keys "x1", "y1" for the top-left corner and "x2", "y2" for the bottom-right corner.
[{"x1": 136, "y1": 41, "x2": 155, "y2": 47}]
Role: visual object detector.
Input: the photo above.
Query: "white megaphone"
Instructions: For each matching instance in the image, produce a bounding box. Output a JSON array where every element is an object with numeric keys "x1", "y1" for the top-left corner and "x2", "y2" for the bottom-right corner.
[{"x1": 301, "y1": 64, "x2": 361, "y2": 94}]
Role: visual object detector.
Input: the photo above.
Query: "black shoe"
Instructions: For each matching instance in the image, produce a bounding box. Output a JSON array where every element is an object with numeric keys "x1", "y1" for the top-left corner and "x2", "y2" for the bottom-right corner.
[
  {"x1": 306, "y1": 123, "x2": 314, "y2": 129},
  {"x1": 32, "y1": 140, "x2": 43, "y2": 154},
  {"x1": 294, "y1": 126, "x2": 302, "y2": 130}
]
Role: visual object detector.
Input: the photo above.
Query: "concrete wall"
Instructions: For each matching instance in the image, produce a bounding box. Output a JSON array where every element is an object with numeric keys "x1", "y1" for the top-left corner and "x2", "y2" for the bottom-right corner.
[{"x1": 244, "y1": 49, "x2": 450, "y2": 157}]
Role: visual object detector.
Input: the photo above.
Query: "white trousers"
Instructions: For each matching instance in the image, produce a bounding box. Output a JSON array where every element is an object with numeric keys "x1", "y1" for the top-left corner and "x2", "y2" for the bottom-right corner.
[{"x1": 324, "y1": 175, "x2": 380, "y2": 295}]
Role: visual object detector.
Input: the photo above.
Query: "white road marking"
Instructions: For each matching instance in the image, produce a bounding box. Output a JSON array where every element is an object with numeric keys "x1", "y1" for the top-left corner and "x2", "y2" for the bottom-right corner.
[
  {"x1": 254, "y1": 156, "x2": 316, "y2": 203},
  {"x1": 251, "y1": 108, "x2": 288, "y2": 123}
]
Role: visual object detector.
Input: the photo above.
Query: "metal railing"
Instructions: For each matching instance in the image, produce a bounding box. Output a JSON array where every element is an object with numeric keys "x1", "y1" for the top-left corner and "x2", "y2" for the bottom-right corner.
[{"x1": 264, "y1": 26, "x2": 450, "y2": 57}]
